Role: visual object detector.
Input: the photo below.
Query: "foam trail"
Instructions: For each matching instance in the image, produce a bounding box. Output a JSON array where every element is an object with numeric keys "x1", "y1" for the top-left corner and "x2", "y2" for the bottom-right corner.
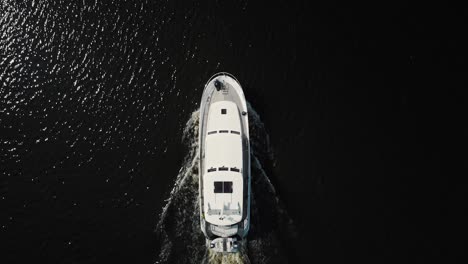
[{"x1": 155, "y1": 104, "x2": 296, "y2": 264}]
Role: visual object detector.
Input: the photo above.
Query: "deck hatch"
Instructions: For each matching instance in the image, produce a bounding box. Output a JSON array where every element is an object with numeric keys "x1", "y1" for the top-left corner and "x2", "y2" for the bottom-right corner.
[
  {"x1": 221, "y1": 109, "x2": 227, "y2": 114},
  {"x1": 224, "y1": 182, "x2": 233, "y2": 193},
  {"x1": 213, "y1": 181, "x2": 233, "y2": 193}
]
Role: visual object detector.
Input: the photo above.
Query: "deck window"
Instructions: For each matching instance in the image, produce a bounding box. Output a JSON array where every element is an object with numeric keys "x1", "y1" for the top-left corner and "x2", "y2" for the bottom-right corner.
[
  {"x1": 219, "y1": 130, "x2": 229, "y2": 133},
  {"x1": 214, "y1": 182, "x2": 223, "y2": 193},
  {"x1": 214, "y1": 181, "x2": 233, "y2": 193},
  {"x1": 224, "y1": 181, "x2": 233, "y2": 193},
  {"x1": 218, "y1": 166, "x2": 228, "y2": 171},
  {"x1": 230, "y1": 130, "x2": 240, "y2": 135},
  {"x1": 230, "y1": 167, "x2": 240, "y2": 172},
  {"x1": 208, "y1": 131, "x2": 217, "y2": 135},
  {"x1": 207, "y1": 167, "x2": 216, "y2": 172}
]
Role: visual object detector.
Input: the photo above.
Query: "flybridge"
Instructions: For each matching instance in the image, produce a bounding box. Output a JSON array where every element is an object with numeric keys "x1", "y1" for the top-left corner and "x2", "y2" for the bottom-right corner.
[{"x1": 198, "y1": 73, "x2": 251, "y2": 253}]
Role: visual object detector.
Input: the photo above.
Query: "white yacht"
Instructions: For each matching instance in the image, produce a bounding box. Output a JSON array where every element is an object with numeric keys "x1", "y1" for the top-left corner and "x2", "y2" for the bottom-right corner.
[{"x1": 199, "y1": 72, "x2": 251, "y2": 253}]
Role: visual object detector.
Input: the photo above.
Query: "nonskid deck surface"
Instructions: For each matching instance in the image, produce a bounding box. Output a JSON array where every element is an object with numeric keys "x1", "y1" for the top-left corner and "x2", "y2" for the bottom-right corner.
[
  {"x1": 200, "y1": 74, "x2": 249, "y2": 167},
  {"x1": 200, "y1": 74, "x2": 249, "y2": 161}
]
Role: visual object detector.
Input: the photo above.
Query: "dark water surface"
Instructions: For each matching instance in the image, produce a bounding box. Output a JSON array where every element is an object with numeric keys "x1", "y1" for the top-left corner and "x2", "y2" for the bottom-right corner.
[{"x1": 2, "y1": 0, "x2": 461, "y2": 263}]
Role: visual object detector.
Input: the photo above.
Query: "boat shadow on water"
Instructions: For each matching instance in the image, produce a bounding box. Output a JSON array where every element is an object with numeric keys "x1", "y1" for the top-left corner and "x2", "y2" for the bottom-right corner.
[{"x1": 154, "y1": 103, "x2": 297, "y2": 264}]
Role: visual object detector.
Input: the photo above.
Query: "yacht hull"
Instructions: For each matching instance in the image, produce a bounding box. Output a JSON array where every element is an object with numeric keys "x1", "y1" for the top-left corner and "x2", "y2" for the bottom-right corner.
[{"x1": 199, "y1": 73, "x2": 251, "y2": 253}]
